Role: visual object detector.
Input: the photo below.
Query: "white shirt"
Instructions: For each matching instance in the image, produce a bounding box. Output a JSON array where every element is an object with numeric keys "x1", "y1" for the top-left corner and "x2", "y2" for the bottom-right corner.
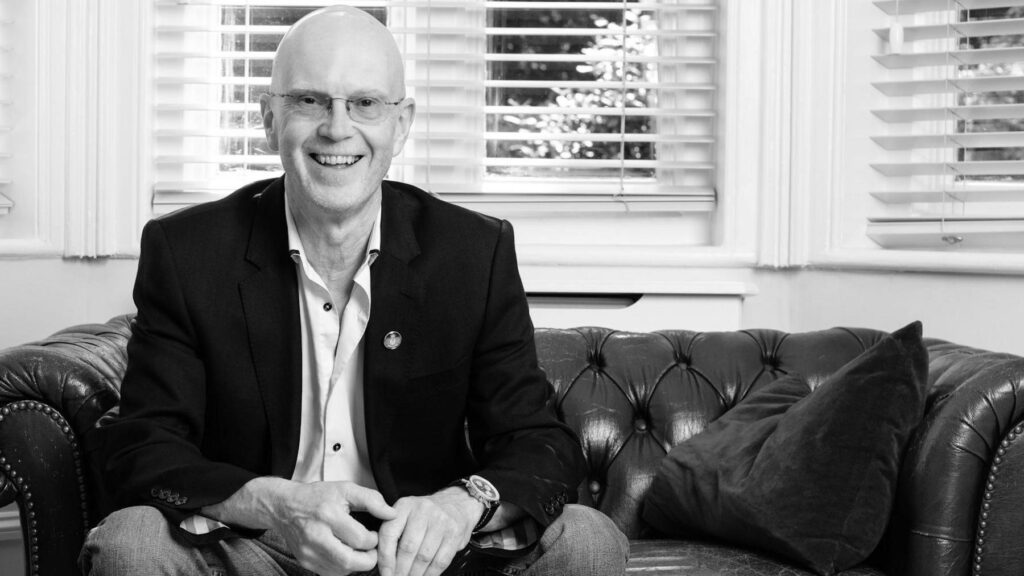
[{"x1": 285, "y1": 194, "x2": 380, "y2": 488}]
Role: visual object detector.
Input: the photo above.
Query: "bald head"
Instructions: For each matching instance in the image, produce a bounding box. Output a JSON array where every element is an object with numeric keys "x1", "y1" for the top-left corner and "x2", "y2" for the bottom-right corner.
[{"x1": 271, "y1": 6, "x2": 406, "y2": 98}]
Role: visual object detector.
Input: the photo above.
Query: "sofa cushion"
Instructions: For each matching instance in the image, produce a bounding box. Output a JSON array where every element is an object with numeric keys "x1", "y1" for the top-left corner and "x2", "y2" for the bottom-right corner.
[
  {"x1": 627, "y1": 540, "x2": 887, "y2": 575},
  {"x1": 641, "y1": 321, "x2": 928, "y2": 576}
]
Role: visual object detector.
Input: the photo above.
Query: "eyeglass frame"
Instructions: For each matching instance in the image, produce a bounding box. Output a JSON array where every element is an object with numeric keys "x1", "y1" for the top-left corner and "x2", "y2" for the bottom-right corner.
[{"x1": 265, "y1": 91, "x2": 406, "y2": 125}]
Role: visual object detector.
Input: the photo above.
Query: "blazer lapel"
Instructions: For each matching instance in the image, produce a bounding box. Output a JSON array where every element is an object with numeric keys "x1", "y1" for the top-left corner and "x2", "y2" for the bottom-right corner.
[
  {"x1": 364, "y1": 181, "x2": 423, "y2": 501},
  {"x1": 238, "y1": 178, "x2": 303, "y2": 479}
]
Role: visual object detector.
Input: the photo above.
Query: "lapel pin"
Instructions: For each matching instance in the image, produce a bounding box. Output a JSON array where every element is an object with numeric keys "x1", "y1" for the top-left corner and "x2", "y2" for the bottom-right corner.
[{"x1": 383, "y1": 331, "x2": 402, "y2": 350}]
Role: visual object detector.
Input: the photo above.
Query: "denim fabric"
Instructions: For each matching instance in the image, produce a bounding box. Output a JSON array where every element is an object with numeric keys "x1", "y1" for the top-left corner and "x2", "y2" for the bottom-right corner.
[{"x1": 79, "y1": 504, "x2": 628, "y2": 576}]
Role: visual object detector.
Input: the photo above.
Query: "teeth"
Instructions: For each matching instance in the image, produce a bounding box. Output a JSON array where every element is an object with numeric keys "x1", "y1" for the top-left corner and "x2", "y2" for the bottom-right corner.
[{"x1": 313, "y1": 154, "x2": 359, "y2": 166}]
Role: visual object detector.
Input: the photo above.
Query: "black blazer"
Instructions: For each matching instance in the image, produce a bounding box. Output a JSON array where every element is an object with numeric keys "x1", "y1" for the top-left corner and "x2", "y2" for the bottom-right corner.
[{"x1": 97, "y1": 177, "x2": 584, "y2": 534}]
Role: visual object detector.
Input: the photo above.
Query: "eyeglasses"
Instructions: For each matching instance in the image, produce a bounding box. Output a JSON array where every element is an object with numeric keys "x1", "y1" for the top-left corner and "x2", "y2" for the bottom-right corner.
[{"x1": 267, "y1": 91, "x2": 404, "y2": 125}]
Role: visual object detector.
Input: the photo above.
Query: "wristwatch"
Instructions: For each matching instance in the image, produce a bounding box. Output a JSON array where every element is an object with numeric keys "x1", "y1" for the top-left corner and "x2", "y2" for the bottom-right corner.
[{"x1": 455, "y1": 475, "x2": 500, "y2": 532}]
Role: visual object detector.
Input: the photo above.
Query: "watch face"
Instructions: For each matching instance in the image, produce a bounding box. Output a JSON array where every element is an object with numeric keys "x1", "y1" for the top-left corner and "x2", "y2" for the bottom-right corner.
[{"x1": 468, "y1": 475, "x2": 500, "y2": 502}]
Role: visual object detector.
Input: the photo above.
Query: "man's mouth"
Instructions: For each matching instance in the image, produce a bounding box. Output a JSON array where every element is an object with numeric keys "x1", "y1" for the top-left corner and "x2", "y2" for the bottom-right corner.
[{"x1": 311, "y1": 153, "x2": 361, "y2": 167}]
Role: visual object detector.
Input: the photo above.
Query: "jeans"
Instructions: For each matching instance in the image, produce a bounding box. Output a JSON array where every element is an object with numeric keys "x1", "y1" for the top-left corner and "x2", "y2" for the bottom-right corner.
[{"x1": 79, "y1": 504, "x2": 628, "y2": 576}]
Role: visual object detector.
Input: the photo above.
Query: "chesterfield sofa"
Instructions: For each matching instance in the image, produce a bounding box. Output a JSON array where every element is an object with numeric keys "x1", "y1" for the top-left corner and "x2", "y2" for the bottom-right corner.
[{"x1": 1, "y1": 315, "x2": 1023, "y2": 576}]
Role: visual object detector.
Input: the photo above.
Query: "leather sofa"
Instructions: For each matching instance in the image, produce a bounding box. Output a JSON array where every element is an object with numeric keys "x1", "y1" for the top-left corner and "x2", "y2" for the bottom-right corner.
[{"x1": 0, "y1": 315, "x2": 1022, "y2": 576}]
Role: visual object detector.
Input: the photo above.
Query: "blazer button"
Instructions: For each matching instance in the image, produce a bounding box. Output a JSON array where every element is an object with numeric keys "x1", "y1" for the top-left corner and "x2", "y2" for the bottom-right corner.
[{"x1": 150, "y1": 488, "x2": 159, "y2": 497}]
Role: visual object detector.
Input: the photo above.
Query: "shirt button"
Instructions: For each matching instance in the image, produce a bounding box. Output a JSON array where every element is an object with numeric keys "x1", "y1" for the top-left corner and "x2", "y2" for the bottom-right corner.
[
  {"x1": 323, "y1": 302, "x2": 333, "y2": 312},
  {"x1": 332, "y1": 443, "x2": 342, "y2": 452}
]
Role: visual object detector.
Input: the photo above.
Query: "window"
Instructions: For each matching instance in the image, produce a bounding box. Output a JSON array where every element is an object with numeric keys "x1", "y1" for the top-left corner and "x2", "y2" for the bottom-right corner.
[
  {"x1": 869, "y1": 0, "x2": 1024, "y2": 252},
  {"x1": 152, "y1": 0, "x2": 722, "y2": 248}
]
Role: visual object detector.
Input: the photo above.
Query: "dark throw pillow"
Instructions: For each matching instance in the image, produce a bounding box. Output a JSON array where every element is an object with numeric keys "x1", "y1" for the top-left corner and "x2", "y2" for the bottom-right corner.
[{"x1": 642, "y1": 321, "x2": 928, "y2": 576}]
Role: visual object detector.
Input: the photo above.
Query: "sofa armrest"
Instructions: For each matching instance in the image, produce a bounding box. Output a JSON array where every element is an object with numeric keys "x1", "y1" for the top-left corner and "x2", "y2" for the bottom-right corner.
[
  {"x1": 0, "y1": 316, "x2": 131, "y2": 435},
  {"x1": 0, "y1": 316, "x2": 132, "y2": 576},
  {"x1": 0, "y1": 401, "x2": 93, "y2": 576},
  {"x1": 883, "y1": 340, "x2": 1024, "y2": 576}
]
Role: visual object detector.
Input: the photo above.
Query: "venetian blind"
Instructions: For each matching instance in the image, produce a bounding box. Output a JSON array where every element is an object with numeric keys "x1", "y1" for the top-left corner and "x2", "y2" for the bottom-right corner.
[
  {"x1": 0, "y1": 0, "x2": 12, "y2": 215},
  {"x1": 870, "y1": 0, "x2": 1024, "y2": 251},
  {"x1": 153, "y1": 0, "x2": 719, "y2": 216}
]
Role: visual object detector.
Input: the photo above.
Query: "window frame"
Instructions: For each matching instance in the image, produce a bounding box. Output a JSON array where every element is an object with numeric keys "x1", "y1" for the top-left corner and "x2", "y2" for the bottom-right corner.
[
  {"x1": 7, "y1": 0, "x2": 775, "y2": 294},
  {"x1": 791, "y1": 0, "x2": 1024, "y2": 274},
  {"x1": 142, "y1": 1, "x2": 766, "y2": 279}
]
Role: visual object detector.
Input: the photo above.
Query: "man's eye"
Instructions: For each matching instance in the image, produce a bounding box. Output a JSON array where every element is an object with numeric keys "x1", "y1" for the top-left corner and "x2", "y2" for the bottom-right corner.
[
  {"x1": 355, "y1": 98, "x2": 379, "y2": 108},
  {"x1": 296, "y1": 95, "x2": 320, "y2": 106}
]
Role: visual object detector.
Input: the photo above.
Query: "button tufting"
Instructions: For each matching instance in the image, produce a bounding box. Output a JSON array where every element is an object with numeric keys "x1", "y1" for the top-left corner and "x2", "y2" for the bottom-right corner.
[
  {"x1": 634, "y1": 419, "x2": 648, "y2": 432},
  {"x1": 589, "y1": 480, "x2": 601, "y2": 494}
]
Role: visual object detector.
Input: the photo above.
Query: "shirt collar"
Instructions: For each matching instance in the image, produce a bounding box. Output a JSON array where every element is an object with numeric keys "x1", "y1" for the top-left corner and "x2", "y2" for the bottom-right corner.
[{"x1": 284, "y1": 192, "x2": 382, "y2": 267}]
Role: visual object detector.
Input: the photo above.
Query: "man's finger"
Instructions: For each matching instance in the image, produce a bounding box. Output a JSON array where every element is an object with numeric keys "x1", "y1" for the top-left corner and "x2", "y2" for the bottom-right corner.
[
  {"x1": 295, "y1": 521, "x2": 380, "y2": 575},
  {"x1": 327, "y1": 512, "x2": 381, "y2": 551},
  {"x1": 346, "y1": 484, "x2": 399, "y2": 521},
  {"x1": 425, "y1": 540, "x2": 460, "y2": 576},
  {"x1": 407, "y1": 527, "x2": 443, "y2": 576},
  {"x1": 377, "y1": 509, "x2": 409, "y2": 576},
  {"x1": 394, "y1": 527, "x2": 426, "y2": 576}
]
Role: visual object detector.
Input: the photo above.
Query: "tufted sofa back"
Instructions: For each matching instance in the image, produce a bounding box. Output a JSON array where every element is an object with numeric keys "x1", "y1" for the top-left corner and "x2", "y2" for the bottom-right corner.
[
  {"x1": 535, "y1": 325, "x2": 900, "y2": 538},
  {"x1": 8, "y1": 315, "x2": 1024, "y2": 576}
]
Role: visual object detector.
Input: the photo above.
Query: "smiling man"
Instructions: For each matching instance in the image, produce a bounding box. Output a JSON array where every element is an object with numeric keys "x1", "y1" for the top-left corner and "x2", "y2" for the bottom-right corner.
[{"x1": 79, "y1": 6, "x2": 627, "y2": 576}]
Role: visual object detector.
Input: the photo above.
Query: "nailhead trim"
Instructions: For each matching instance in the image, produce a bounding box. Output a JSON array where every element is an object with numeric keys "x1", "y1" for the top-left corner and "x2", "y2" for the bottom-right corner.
[
  {"x1": 0, "y1": 400, "x2": 89, "y2": 576},
  {"x1": 973, "y1": 422, "x2": 1024, "y2": 576}
]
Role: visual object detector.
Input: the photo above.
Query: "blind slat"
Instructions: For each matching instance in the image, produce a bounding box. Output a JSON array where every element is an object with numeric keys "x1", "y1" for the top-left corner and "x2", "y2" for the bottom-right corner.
[
  {"x1": 872, "y1": 103, "x2": 1024, "y2": 123},
  {"x1": 872, "y1": 131, "x2": 1024, "y2": 150},
  {"x1": 866, "y1": 218, "x2": 1024, "y2": 250},
  {"x1": 872, "y1": 188, "x2": 1024, "y2": 203},
  {"x1": 157, "y1": 128, "x2": 713, "y2": 144},
  {"x1": 153, "y1": 103, "x2": 718, "y2": 117},
  {"x1": 874, "y1": 47, "x2": 1024, "y2": 69},
  {"x1": 485, "y1": 80, "x2": 715, "y2": 90},
  {"x1": 156, "y1": 0, "x2": 716, "y2": 8},
  {"x1": 873, "y1": 75, "x2": 1024, "y2": 97},
  {"x1": 401, "y1": 158, "x2": 714, "y2": 169},
  {"x1": 873, "y1": 0, "x2": 1020, "y2": 16},
  {"x1": 481, "y1": 2, "x2": 717, "y2": 10},
  {"x1": 873, "y1": 18, "x2": 1024, "y2": 42},
  {"x1": 156, "y1": 155, "x2": 713, "y2": 170},
  {"x1": 870, "y1": 161, "x2": 1024, "y2": 177},
  {"x1": 482, "y1": 54, "x2": 714, "y2": 65}
]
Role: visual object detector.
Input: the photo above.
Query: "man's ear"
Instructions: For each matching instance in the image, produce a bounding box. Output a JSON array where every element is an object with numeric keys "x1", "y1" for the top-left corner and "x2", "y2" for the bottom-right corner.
[
  {"x1": 260, "y1": 93, "x2": 279, "y2": 152},
  {"x1": 390, "y1": 98, "x2": 416, "y2": 157}
]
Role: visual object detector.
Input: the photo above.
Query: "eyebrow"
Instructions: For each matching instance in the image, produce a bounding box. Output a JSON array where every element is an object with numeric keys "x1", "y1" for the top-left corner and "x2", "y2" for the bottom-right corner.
[{"x1": 283, "y1": 87, "x2": 391, "y2": 99}]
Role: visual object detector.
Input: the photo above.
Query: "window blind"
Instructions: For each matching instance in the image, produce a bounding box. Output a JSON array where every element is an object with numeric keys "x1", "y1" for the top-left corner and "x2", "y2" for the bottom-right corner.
[
  {"x1": 153, "y1": 0, "x2": 719, "y2": 216},
  {"x1": 870, "y1": 0, "x2": 1024, "y2": 251},
  {"x1": 0, "y1": 0, "x2": 12, "y2": 216}
]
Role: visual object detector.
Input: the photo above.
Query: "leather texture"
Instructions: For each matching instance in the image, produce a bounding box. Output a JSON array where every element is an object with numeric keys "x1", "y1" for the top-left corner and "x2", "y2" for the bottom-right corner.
[
  {"x1": 626, "y1": 540, "x2": 885, "y2": 575},
  {"x1": 2, "y1": 318, "x2": 1024, "y2": 575}
]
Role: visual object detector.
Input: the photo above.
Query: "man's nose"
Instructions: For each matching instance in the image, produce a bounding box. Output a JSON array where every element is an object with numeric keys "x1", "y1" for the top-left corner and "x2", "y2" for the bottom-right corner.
[{"x1": 318, "y1": 100, "x2": 356, "y2": 140}]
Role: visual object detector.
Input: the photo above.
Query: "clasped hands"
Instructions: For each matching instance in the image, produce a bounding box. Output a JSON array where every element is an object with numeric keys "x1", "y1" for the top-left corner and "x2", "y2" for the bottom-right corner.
[{"x1": 268, "y1": 480, "x2": 486, "y2": 576}]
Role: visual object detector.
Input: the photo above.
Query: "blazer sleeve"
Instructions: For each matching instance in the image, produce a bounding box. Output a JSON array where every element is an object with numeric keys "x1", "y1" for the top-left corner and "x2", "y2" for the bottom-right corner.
[
  {"x1": 96, "y1": 219, "x2": 260, "y2": 537},
  {"x1": 465, "y1": 220, "x2": 587, "y2": 528}
]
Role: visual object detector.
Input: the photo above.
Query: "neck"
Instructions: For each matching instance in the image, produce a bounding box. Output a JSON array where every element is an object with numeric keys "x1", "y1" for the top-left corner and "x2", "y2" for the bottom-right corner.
[{"x1": 286, "y1": 186, "x2": 380, "y2": 287}]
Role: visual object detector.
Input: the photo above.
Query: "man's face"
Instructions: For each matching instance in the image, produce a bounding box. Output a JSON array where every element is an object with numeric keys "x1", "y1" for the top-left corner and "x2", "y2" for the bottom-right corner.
[{"x1": 261, "y1": 16, "x2": 414, "y2": 217}]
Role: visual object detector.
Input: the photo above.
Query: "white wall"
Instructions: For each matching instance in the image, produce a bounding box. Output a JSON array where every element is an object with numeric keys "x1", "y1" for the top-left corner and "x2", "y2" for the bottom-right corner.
[
  {"x1": 0, "y1": 260, "x2": 136, "y2": 349},
  {"x1": 744, "y1": 268, "x2": 1024, "y2": 355},
  {"x1": 2, "y1": 259, "x2": 1023, "y2": 353}
]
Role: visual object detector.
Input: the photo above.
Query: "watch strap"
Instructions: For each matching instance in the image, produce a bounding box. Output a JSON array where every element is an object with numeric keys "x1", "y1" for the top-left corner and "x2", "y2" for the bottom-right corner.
[{"x1": 473, "y1": 499, "x2": 499, "y2": 533}]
